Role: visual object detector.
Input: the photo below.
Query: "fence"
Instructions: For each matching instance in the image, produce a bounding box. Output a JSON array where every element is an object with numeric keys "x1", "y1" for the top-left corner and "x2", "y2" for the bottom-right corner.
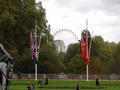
[{"x1": 12, "y1": 73, "x2": 120, "y2": 81}]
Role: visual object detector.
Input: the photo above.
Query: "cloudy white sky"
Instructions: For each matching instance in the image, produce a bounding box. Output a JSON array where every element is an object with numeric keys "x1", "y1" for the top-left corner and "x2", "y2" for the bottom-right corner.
[{"x1": 36, "y1": 0, "x2": 120, "y2": 47}]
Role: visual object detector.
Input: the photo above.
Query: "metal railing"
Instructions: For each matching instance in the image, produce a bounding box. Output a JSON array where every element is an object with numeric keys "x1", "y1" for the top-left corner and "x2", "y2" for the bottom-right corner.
[{"x1": 12, "y1": 74, "x2": 120, "y2": 81}]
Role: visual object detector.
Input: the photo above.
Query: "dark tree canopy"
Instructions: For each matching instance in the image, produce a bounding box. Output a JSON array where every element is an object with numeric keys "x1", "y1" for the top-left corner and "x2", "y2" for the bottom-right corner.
[
  {"x1": 0, "y1": 0, "x2": 120, "y2": 74},
  {"x1": 0, "y1": 0, "x2": 56, "y2": 73}
]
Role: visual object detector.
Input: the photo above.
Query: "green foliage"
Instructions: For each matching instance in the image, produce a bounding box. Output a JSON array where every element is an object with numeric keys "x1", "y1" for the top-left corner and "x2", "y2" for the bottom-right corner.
[
  {"x1": 38, "y1": 44, "x2": 58, "y2": 73},
  {"x1": 0, "y1": 0, "x2": 120, "y2": 74},
  {"x1": 64, "y1": 35, "x2": 119, "y2": 74},
  {"x1": 0, "y1": 0, "x2": 57, "y2": 73},
  {"x1": 67, "y1": 54, "x2": 85, "y2": 74},
  {"x1": 64, "y1": 43, "x2": 80, "y2": 64},
  {"x1": 107, "y1": 42, "x2": 120, "y2": 74}
]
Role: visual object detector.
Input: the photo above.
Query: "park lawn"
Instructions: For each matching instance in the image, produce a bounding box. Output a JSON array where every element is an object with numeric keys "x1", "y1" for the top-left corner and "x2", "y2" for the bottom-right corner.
[{"x1": 9, "y1": 80, "x2": 120, "y2": 90}]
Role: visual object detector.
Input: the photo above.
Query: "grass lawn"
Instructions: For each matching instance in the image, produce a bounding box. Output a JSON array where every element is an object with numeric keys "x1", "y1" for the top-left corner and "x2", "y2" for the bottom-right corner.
[{"x1": 9, "y1": 80, "x2": 120, "y2": 90}]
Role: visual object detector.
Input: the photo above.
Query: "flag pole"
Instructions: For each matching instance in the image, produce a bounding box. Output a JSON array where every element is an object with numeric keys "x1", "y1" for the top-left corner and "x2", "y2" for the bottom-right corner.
[
  {"x1": 35, "y1": 21, "x2": 37, "y2": 80},
  {"x1": 86, "y1": 64, "x2": 88, "y2": 81},
  {"x1": 86, "y1": 18, "x2": 89, "y2": 81},
  {"x1": 35, "y1": 63, "x2": 37, "y2": 80}
]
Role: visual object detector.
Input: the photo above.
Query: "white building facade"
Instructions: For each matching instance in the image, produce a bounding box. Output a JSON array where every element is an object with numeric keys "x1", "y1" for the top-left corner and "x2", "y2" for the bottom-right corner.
[{"x1": 54, "y1": 40, "x2": 65, "y2": 53}]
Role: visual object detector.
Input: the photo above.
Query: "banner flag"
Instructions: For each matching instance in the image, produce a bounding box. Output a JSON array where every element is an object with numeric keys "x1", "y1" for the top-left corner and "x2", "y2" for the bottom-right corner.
[
  {"x1": 30, "y1": 32, "x2": 40, "y2": 64},
  {"x1": 81, "y1": 30, "x2": 92, "y2": 65}
]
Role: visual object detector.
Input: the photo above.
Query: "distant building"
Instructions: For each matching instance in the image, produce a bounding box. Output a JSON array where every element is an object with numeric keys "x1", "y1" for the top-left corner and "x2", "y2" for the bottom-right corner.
[{"x1": 54, "y1": 40, "x2": 65, "y2": 52}]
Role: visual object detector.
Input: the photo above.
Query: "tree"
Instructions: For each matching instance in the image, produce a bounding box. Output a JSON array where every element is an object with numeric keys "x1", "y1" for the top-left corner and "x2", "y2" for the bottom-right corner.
[
  {"x1": 64, "y1": 43, "x2": 80, "y2": 64},
  {"x1": 67, "y1": 54, "x2": 85, "y2": 74},
  {"x1": 107, "y1": 42, "x2": 120, "y2": 74},
  {"x1": 38, "y1": 44, "x2": 60, "y2": 73},
  {"x1": 0, "y1": 0, "x2": 56, "y2": 73}
]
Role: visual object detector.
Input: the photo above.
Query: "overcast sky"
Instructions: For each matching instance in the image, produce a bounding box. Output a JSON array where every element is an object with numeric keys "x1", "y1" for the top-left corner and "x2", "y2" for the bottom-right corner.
[{"x1": 36, "y1": 0, "x2": 120, "y2": 47}]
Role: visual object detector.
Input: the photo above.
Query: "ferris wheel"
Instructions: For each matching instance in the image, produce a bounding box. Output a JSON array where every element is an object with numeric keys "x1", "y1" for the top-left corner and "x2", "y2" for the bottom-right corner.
[{"x1": 53, "y1": 29, "x2": 79, "y2": 49}]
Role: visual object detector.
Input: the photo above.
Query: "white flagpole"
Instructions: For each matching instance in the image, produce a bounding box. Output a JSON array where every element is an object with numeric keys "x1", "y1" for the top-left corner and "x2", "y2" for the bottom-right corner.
[
  {"x1": 86, "y1": 18, "x2": 89, "y2": 81},
  {"x1": 35, "y1": 63, "x2": 37, "y2": 80},
  {"x1": 86, "y1": 64, "x2": 88, "y2": 81},
  {"x1": 34, "y1": 0, "x2": 38, "y2": 80},
  {"x1": 35, "y1": 21, "x2": 37, "y2": 80}
]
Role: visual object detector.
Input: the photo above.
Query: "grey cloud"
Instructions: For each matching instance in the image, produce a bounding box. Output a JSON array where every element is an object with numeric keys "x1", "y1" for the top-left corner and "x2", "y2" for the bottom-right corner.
[
  {"x1": 55, "y1": 0, "x2": 70, "y2": 6},
  {"x1": 53, "y1": 0, "x2": 120, "y2": 43},
  {"x1": 102, "y1": 0, "x2": 120, "y2": 5},
  {"x1": 102, "y1": 0, "x2": 120, "y2": 15},
  {"x1": 61, "y1": 15, "x2": 70, "y2": 18},
  {"x1": 55, "y1": 0, "x2": 120, "y2": 15},
  {"x1": 108, "y1": 28, "x2": 120, "y2": 43},
  {"x1": 98, "y1": 17, "x2": 120, "y2": 28}
]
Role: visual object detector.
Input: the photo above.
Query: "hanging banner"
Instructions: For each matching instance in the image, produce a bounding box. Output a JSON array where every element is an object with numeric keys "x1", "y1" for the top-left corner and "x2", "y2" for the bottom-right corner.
[
  {"x1": 30, "y1": 32, "x2": 41, "y2": 64},
  {"x1": 81, "y1": 30, "x2": 92, "y2": 65}
]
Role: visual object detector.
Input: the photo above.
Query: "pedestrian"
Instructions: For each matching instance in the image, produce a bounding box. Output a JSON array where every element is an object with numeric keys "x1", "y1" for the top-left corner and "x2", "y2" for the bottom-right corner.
[
  {"x1": 76, "y1": 83, "x2": 80, "y2": 90},
  {"x1": 45, "y1": 78, "x2": 48, "y2": 85},
  {"x1": 38, "y1": 80, "x2": 42, "y2": 88},
  {"x1": 5, "y1": 79, "x2": 10, "y2": 90},
  {"x1": 17, "y1": 72, "x2": 21, "y2": 80},
  {"x1": 27, "y1": 84, "x2": 34, "y2": 90},
  {"x1": 96, "y1": 77, "x2": 99, "y2": 86},
  {"x1": 0, "y1": 71, "x2": 3, "y2": 90}
]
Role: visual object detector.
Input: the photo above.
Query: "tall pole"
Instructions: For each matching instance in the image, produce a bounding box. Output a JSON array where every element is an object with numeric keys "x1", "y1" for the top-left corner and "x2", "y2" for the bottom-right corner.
[
  {"x1": 35, "y1": 0, "x2": 38, "y2": 80},
  {"x1": 86, "y1": 18, "x2": 89, "y2": 81},
  {"x1": 35, "y1": 63, "x2": 37, "y2": 80},
  {"x1": 86, "y1": 18, "x2": 88, "y2": 30},
  {"x1": 35, "y1": 21, "x2": 37, "y2": 80},
  {"x1": 86, "y1": 64, "x2": 88, "y2": 81}
]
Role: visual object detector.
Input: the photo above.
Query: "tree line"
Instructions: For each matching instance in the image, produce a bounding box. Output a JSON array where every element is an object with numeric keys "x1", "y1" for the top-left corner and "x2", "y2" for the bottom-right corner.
[
  {"x1": 63, "y1": 36, "x2": 120, "y2": 74},
  {"x1": 0, "y1": 0, "x2": 119, "y2": 74}
]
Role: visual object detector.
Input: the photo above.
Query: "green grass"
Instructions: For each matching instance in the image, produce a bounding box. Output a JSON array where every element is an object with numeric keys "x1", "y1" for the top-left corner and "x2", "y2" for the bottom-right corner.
[{"x1": 9, "y1": 80, "x2": 120, "y2": 90}]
